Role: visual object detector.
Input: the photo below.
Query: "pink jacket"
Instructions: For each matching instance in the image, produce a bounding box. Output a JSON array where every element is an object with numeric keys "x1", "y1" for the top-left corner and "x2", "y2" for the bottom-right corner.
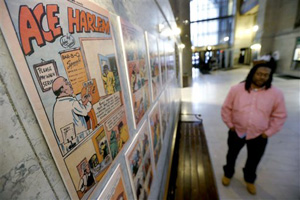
[{"x1": 221, "y1": 82, "x2": 287, "y2": 140}]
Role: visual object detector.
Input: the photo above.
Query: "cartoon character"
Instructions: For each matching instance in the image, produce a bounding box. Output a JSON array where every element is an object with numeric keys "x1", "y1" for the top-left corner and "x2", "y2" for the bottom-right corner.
[
  {"x1": 100, "y1": 140, "x2": 109, "y2": 159},
  {"x1": 78, "y1": 167, "x2": 95, "y2": 193},
  {"x1": 102, "y1": 65, "x2": 115, "y2": 95},
  {"x1": 117, "y1": 121, "x2": 128, "y2": 150},
  {"x1": 110, "y1": 130, "x2": 118, "y2": 159},
  {"x1": 52, "y1": 76, "x2": 92, "y2": 151}
]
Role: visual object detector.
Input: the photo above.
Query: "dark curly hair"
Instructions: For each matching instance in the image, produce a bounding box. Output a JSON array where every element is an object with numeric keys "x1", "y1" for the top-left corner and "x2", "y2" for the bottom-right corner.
[{"x1": 243, "y1": 62, "x2": 274, "y2": 92}]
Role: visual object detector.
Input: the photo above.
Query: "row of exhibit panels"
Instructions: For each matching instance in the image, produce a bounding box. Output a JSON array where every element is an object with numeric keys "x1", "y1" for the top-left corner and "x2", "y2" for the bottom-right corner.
[
  {"x1": 0, "y1": 0, "x2": 181, "y2": 200},
  {"x1": 95, "y1": 85, "x2": 180, "y2": 200}
]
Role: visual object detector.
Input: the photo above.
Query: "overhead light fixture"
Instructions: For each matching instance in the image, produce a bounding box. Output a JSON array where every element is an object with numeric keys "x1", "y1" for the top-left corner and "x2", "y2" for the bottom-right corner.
[
  {"x1": 173, "y1": 27, "x2": 181, "y2": 35},
  {"x1": 183, "y1": 20, "x2": 189, "y2": 25},
  {"x1": 178, "y1": 44, "x2": 185, "y2": 49},
  {"x1": 161, "y1": 27, "x2": 181, "y2": 37},
  {"x1": 158, "y1": 23, "x2": 165, "y2": 33},
  {"x1": 207, "y1": 46, "x2": 212, "y2": 51},
  {"x1": 223, "y1": 36, "x2": 229, "y2": 42},
  {"x1": 250, "y1": 43, "x2": 261, "y2": 50},
  {"x1": 191, "y1": 46, "x2": 195, "y2": 50},
  {"x1": 252, "y1": 25, "x2": 259, "y2": 32}
]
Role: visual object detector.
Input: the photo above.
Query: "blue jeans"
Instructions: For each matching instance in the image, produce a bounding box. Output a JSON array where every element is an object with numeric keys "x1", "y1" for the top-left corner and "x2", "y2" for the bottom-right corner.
[{"x1": 223, "y1": 129, "x2": 268, "y2": 183}]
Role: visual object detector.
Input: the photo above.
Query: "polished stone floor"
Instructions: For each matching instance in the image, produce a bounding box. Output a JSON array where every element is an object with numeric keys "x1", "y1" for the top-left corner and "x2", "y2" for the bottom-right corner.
[{"x1": 181, "y1": 67, "x2": 299, "y2": 199}]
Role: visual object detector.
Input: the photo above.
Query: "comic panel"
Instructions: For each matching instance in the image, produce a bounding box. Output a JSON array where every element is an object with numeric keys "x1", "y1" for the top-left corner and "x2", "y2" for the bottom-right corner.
[
  {"x1": 120, "y1": 18, "x2": 151, "y2": 127},
  {"x1": 159, "y1": 91, "x2": 169, "y2": 140},
  {"x1": 97, "y1": 165, "x2": 129, "y2": 200},
  {"x1": 147, "y1": 33, "x2": 161, "y2": 102},
  {"x1": 104, "y1": 107, "x2": 129, "y2": 160},
  {"x1": 65, "y1": 139, "x2": 99, "y2": 200},
  {"x1": 148, "y1": 103, "x2": 162, "y2": 167},
  {"x1": 125, "y1": 121, "x2": 154, "y2": 200}
]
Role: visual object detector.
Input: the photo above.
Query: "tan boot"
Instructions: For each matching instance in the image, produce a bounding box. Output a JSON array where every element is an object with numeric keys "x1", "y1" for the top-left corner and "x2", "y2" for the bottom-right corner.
[
  {"x1": 246, "y1": 182, "x2": 256, "y2": 195},
  {"x1": 222, "y1": 176, "x2": 231, "y2": 186}
]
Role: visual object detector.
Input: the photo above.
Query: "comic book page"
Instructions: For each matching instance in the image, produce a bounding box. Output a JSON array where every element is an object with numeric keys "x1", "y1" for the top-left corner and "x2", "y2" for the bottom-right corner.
[
  {"x1": 147, "y1": 33, "x2": 161, "y2": 102},
  {"x1": 120, "y1": 18, "x2": 150, "y2": 127},
  {"x1": 125, "y1": 121, "x2": 155, "y2": 200},
  {"x1": 0, "y1": 1, "x2": 129, "y2": 199}
]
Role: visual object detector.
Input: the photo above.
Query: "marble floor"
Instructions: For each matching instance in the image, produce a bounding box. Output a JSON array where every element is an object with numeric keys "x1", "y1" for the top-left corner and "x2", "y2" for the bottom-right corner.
[{"x1": 180, "y1": 67, "x2": 300, "y2": 199}]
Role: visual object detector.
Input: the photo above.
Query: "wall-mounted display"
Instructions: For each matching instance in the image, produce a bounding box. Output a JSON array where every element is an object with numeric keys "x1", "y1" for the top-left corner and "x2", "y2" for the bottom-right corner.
[
  {"x1": 147, "y1": 33, "x2": 161, "y2": 102},
  {"x1": 125, "y1": 121, "x2": 155, "y2": 200},
  {"x1": 148, "y1": 102, "x2": 162, "y2": 166},
  {"x1": 0, "y1": 0, "x2": 129, "y2": 199},
  {"x1": 159, "y1": 90, "x2": 170, "y2": 139},
  {"x1": 120, "y1": 18, "x2": 151, "y2": 128},
  {"x1": 97, "y1": 165, "x2": 129, "y2": 200},
  {"x1": 165, "y1": 41, "x2": 176, "y2": 81},
  {"x1": 158, "y1": 39, "x2": 167, "y2": 87}
]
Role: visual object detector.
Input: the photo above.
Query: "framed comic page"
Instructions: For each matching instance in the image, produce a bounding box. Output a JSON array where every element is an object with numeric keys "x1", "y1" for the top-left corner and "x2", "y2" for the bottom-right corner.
[
  {"x1": 0, "y1": 0, "x2": 130, "y2": 199},
  {"x1": 158, "y1": 39, "x2": 167, "y2": 88},
  {"x1": 97, "y1": 164, "x2": 129, "y2": 200},
  {"x1": 165, "y1": 41, "x2": 176, "y2": 81},
  {"x1": 125, "y1": 121, "x2": 155, "y2": 200},
  {"x1": 159, "y1": 90, "x2": 170, "y2": 140},
  {"x1": 148, "y1": 102, "x2": 163, "y2": 167},
  {"x1": 146, "y1": 33, "x2": 161, "y2": 102},
  {"x1": 119, "y1": 18, "x2": 151, "y2": 128}
]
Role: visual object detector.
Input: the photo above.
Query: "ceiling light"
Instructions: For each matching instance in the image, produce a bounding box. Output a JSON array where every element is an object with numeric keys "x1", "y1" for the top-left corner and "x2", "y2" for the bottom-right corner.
[
  {"x1": 173, "y1": 27, "x2": 181, "y2": 35},
  {"x1": 252, "y1": 25, "x2": 259, "y2": 32},
  {"x1": 250, "y1": 43, "x2": 261, "y2": 50},
  {"x1": 179, "y1": 44, "x2": 185, "y2": 49},
  {"x1": 223, "y1": 36, "x2": 229, "y2": 42}
]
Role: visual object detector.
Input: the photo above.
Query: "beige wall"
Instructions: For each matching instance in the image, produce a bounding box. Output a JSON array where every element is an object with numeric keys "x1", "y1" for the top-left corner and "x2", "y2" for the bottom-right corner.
[{"x1": 258, "y1": 0, "x2": 300, "y2": 76}]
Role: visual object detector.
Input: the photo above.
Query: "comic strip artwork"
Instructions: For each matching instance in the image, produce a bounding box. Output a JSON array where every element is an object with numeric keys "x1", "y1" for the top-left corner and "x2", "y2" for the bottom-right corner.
[
  {"x1": 159, "y1": 91, "x2": 170, "y2": 140},
  {"x1": 125, "y1": 121, "x2": 154, "y2": 200},
  {"x1": 64, "y1": 108, "x2": 129, "y2": 200},
  {"x1": 103, "y1": 107, "x2": 129, "y2": 160},
  {"x1": 165, "y1": 41, "x2": 176, "y2": 81},
  {"x1": 120, "y1": 18, "x2": 150, "y2": 127},
  {"x1": 147, "y1": 33, "x2": 161, "y2": 102},
  {"x1": 97, "y1": 165, "x2": 129, "y2": 200},
  {"x1": 148, "y1": 103, "x2": 162, "y2": 166},
  {"x1": 158, "y1": 40, "x2": 167, "y2": 88},
  {"x1": 1, "y1": 1, "x2": 129, "y2": 199}
]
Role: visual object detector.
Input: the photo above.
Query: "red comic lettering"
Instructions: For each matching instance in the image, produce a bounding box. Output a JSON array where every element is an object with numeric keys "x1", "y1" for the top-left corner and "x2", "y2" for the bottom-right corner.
[
  {"x1": 86, "y1": 12, "x2": 95, "y2": 32},
  {"x1": 19, "y1": 5, "x2": 45, "y2": 55},
  {"x1": 79, "y1": 10, "x2": 88, "y2": 32},
  {"x1": 46, "y1": 5, "x2": 62, "y2": 38},
  {"x1": 33, "y1": 4, "x2": 54, "y2": 42},
  {"x1": 68, "y1": 7, "x2": 80, "y2": 33}
]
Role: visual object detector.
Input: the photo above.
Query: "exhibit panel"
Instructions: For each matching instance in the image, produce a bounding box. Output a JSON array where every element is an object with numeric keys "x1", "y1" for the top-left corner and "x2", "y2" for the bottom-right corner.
[
  {"x1": 125, "y1": 121, "x2": 155, "y2": 200},
  {"x1": 146, "y1": 32, "x2": 162, "y2": 102},
  {"x1": 120, "y1": 18, "x2": 151, "y2": 129},
  {"x1": 0, "y1": 1, "x2": 130, "y2": 199}
]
